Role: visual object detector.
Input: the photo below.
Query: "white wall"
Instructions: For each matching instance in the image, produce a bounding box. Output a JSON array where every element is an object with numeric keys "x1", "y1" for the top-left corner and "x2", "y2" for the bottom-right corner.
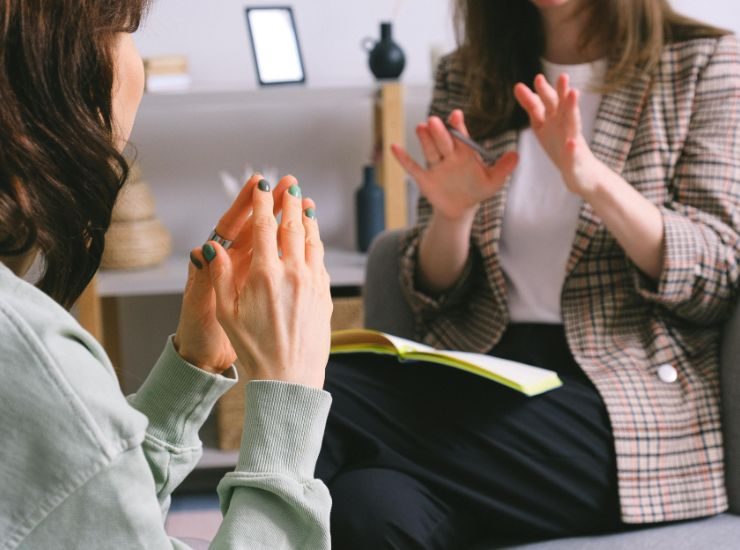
[
  {"x1": 133, "y1": 0, "x2": 740, "y2": 93},
  {"x1": 671, "y1": 0, "x2": 740, "y2": 34},
  {"x1": 134, "y1": 0, "x2": 456, "y2": 89}
]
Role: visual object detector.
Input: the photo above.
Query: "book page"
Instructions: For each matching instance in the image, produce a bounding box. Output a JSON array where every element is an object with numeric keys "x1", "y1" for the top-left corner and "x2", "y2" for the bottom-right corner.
[
  {"x1": 329, "y1": 330, "x2": 562, "y2": 396},
  {"x1": 382, "y1": 334, "x2": 437, "y2": 355},
  {"x1": 432, "y1": 350, "x2": 558, "y2": 387},
  {"x1": 331, "y1": 329, "x2": 437, "y2": 356}
]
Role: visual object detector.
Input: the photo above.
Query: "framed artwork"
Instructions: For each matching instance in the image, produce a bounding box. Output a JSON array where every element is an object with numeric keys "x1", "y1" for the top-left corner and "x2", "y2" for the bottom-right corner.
[{"x1": 246, "y1": 7, "x2": 306, "y2": 86}]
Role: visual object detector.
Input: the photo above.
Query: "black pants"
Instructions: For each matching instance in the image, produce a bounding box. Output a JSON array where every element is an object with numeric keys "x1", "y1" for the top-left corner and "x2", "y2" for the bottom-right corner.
[{"x1": 316, "y1": 324, "x2": 623, "y2": 549}]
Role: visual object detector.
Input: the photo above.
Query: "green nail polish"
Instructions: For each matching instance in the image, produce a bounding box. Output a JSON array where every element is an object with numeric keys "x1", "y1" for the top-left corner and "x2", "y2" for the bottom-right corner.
[
  {"x1": 202, "y1": 243, "x2": 216, "y2": 263},
  {"x1": 189, "y1": 251, "x2": 203, "y2": 270},
  {"x1": 288, "y1": 184, "x2": 302, "y2": 198},
  {"x1": 304, "y1": 207, "x2": 316, "y2": 219},
  {"x1": 258, "y1": 179, "x2": 271, "y2": 192}
]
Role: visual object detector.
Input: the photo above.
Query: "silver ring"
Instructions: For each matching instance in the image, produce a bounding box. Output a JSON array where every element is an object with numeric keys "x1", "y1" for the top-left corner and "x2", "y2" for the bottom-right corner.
[
  {"x1": 208, "y1": 230, "x2": 233, "y2": 250},
  {"x1": 427, "y1": 156, "x2": 442, "y2": 168}
]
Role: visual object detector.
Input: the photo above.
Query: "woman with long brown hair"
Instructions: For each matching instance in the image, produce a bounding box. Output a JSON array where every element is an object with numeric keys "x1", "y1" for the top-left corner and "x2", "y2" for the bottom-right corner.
[
  {"x1": 316, "y1": 0, "x2": 740, "y2": 547},
  {"x1": 1, "y1": 1, "x2": 333, "y2": 548}
]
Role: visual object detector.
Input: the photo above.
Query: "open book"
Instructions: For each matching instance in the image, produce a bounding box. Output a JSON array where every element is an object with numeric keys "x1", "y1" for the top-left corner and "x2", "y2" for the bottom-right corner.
[{"x1": 330, "y1": 329, "x2": 563, "y2": 397}]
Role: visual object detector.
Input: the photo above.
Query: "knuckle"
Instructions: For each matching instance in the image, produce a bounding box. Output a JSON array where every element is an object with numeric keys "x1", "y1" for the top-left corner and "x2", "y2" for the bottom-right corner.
[
  {"x1": 284, "y1": 264, "x2": 307, "y2": 288},
  {"x1": 253, "y1": 214, "x2": 277, "y2": 233},
  {"x1": 280, "y1": 217, "x2": 304, "y2": 236},
  {"x1": 251, "y1": 262, "x2": 275, "y2": 285},
  {"x1": 251, "y1": 262, "x2": 279, "y2": 291},
  {"x1": 306, "y1": 235, "x2": 324, "y2": 252}
]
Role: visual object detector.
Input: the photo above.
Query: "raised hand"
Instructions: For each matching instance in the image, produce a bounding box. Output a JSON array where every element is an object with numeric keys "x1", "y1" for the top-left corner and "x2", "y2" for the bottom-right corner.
[
  {"x1": 200, "y1": 176, "x2": 332, "y2": 389},
  {"x1": 173, "y1": 174, "x2": 265, "y2": 374},
  {"x1": 513, "y1": 73, "x2": 601, "y2": 196},
  {"x1": 391, "y1": 110, "x2": 519, "y2": 221}
]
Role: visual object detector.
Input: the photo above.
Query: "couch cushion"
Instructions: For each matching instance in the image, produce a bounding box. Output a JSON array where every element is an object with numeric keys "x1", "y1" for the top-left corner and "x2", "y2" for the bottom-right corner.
[
  {"x1": 722, "y1": 300, "x2": 740, "y2": 514},
  {"x1": 363, "y1": 230, "x2": 416, "y2": 338},
  {"x1": 476, "y1": 513, "x2": 740, "y2": 549}
]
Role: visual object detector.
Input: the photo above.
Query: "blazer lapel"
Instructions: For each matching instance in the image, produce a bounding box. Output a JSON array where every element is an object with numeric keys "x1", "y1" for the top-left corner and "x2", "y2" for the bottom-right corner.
[
  {"x1": 477, "y1": 129, "x2": 519, "y2": 310},
  {"x1": 565, "y1": 68, "x2": 654, "y2": 275}
]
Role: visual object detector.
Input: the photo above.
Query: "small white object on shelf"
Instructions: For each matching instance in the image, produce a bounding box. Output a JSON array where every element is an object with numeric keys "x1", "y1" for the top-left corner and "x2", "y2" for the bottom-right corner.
[
  {"x1": 219, "y1": 165, "x2": 279, "y2": 200},
  {"x1": 144, "y1": 55, "x2": 191, "y2": 94},
  {"x1": 146, "y1": 73, "x2": 192, "y2": 93}
]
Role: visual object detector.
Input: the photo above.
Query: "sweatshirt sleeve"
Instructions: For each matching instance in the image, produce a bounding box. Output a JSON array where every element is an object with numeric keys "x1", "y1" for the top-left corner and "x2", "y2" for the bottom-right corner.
[
  {"x1": 398, "y1": 54, "x2": 481, "y2": 321},
  {"x1": 126, "y1": 336, "x2": 237, "y2": 517},
  {"x1": 25, "y1": 375, "x2": 331, "y2": 549},
  {"x1": 128, "y1": 341, "x2": 333, "y2": 548},
  {"x1": 212, "y1": 381, "x2": 332, "y2": 549},
  {"x1": 629, "y1": 35, "x2": 740, "y2": 324}
]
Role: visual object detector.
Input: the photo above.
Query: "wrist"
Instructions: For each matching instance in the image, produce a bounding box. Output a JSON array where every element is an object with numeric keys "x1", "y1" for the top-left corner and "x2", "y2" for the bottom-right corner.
[
  {"x1": 563, "y1": 152, "x2": 609, "y2": 202},
  {"x1": 430, "y1": 207, "x2": 476, "y2": 233},
  {"x1": 235, "y1": 347, "x2": 327, "y2": 390},
  {"x1": 172, "y1": 333, "x2": 229, "y2": 375},
  {"x1": 577, "y1": 160, "x2": 612, "y2": 205}
]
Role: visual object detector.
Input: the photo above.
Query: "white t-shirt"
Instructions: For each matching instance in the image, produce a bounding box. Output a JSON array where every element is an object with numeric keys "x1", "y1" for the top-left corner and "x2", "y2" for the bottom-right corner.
[{"x1": 499, "y1": 58, "x2": 607, "y2": 323}]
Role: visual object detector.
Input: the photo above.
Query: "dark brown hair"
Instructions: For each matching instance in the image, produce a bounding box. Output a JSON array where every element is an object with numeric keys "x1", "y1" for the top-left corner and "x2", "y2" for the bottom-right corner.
[
  {"x1": 455, "y1": 0, "x2": 730, "y2": 139},
  {"x1": 0, "y1": 0, "x2": 149, "y2": 307}
]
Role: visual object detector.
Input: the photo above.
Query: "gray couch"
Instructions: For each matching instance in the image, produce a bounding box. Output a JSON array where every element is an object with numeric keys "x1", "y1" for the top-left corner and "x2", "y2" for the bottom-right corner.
[{"x1": 363, "y1": 230, "x2": 740, "y2": 549}]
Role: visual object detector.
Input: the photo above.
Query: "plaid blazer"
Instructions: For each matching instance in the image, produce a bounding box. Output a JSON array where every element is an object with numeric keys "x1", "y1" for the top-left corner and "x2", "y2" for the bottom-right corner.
[{"x1": 399, "y1": 35, "x2": 740, "y2": 524}]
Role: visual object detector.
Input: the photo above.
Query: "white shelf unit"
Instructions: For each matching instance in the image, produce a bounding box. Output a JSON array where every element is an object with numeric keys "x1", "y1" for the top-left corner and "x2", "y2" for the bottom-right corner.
[
  {"x1": 136, "y1": 84, "x2": 432, "y2": 109},
  {"x1": 198, "y1": 447, "x2": 239, "y2": 470},
  {"x1": 97, "y1": 248, "x2": 367, "y2": 298},
  {"x1": 126, "y1": 84, "x2": 429, "y2": 255}
]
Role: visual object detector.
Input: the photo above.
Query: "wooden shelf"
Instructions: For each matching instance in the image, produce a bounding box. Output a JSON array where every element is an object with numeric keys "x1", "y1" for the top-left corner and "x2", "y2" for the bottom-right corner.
[
  {"x1": 97, "y1": 247, "x2": 367, "y2": 298},
  {"x1": 137, "y1": 84, "x2": 431, "y2": 112}
]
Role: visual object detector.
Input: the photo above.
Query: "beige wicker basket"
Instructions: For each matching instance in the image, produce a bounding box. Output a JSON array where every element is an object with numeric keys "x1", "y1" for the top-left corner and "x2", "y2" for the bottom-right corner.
[
  {"x1": 101, "y1": 164, "x2": 172, "y2": 270},
  {"x1": 101, "y1": 218, "x2": 171, "y2": 270},
  {"x1": 111, "y1": 179, "x2": 157, "y2": 223}
]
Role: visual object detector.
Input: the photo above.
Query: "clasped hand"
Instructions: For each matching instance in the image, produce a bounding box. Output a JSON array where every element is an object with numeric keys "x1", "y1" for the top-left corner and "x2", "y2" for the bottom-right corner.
[{"x1": 173, "y1": 174, "x2": 332, "y2": 390}]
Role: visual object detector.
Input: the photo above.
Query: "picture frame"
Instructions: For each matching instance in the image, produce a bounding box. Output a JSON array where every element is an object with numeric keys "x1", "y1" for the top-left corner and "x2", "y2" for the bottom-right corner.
[{"x1": 245, "y1": 7, "x2": 306, "y2": 86}]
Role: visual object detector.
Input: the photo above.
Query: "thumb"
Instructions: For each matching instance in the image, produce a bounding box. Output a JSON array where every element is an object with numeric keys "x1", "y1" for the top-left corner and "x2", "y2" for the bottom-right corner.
[
  {"x1": 484, "y1": 151, "x2": 519, "y2": 186},
  {"x1": 201, "y1": 241, "x2": 234, "y2": 309},
  {"x1": 447, "y1": 109, "x2": 471, "y2": 137},
  {"x1": 186, "y1": 248, "x2": 214, "y2": 295}
]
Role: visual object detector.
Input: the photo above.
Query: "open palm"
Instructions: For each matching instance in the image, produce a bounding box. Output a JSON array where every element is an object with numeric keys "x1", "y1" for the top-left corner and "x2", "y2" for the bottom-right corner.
[
  {"x1": 514, "y1": 73, "x2": 598, "y2": 196},
  {"x1": 392, "y1": 110, "x2": 519, "y2": 221}
]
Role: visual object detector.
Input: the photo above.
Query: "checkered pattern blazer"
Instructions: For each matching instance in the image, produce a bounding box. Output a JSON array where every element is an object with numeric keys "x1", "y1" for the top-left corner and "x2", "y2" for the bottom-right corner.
[{"x1": 399, "y1": 35, "x2": 740, "y2": 524}]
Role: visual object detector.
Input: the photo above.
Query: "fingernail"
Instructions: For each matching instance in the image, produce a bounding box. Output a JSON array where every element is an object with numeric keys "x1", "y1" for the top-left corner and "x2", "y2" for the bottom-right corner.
[
  {"x1": 304, "y1": 207, "x2": 316, "y2": 219},
  {"x1": 189, "y1": 251, "x2": 203, "y2": 270},
  {"x1": 202, "y1": 243, "x2": 216, "y2": 263},
  {"x1": 258, "y1": 179, "x2": 271, "y2": 192},
  {"x1": 288, "y1": 184, "x2": 302, "y2": 198}
]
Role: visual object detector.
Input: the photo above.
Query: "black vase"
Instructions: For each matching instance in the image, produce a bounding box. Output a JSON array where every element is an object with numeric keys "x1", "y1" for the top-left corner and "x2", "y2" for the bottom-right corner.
[
  {"x1": 356, "y1": 165, "x2": 385, "y2": 252},
  {"x1": 364, "y1": 22, "x2": 406, "y2": 80}
]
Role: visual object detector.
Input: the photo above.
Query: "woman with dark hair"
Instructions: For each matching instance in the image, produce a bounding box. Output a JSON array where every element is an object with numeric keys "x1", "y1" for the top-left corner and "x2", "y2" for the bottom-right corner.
[
  {"x1": 1, "y1": 1, "x2": 332, "y2": 548},
  {"x1": 317, "y1": 0, "x2": 740, "y2": 547}
]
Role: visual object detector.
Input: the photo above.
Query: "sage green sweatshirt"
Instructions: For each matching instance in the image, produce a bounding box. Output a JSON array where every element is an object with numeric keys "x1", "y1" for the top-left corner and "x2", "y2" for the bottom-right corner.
[{"x1": 0, "y1": 261, "x2": 332, "y2": 549}]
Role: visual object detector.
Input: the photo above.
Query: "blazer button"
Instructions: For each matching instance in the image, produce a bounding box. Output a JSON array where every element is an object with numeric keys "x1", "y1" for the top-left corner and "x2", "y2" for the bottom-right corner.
[{"x1": 658, "y1": 364, "x2": 678, "y2": 383}]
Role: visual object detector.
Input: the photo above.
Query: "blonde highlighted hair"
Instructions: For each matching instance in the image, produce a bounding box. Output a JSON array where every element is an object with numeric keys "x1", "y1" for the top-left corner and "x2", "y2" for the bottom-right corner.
[{"x1": 455, "y1": 0, "x2": 729, "y2": 139}]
